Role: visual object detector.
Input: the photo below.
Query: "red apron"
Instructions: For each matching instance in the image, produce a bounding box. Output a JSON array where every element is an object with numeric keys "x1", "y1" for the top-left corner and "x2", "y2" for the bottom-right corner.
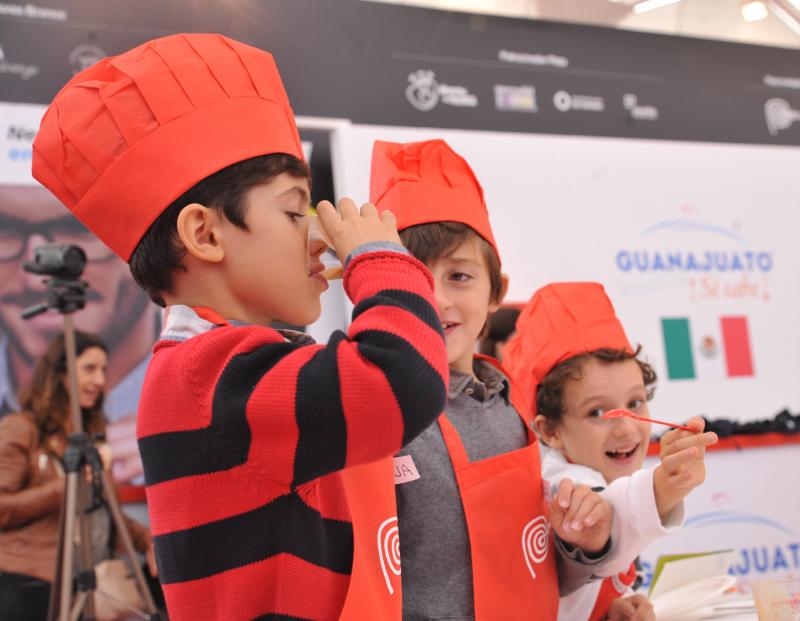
[
  {"x1": 588, "y1": 562, "x2": 639, "y2": 621},
  {"x1": 338, "y1": 457, "x2": 402, "y2": 619},
  {"x1": 437, "y1": 357, "x2": 559, "y2": 619},
  {"x1": 340, "y1": 356, "x2": 559, "y2": 620}
]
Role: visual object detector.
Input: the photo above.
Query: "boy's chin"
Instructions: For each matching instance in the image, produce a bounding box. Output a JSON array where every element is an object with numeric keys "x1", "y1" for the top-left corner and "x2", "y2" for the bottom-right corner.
[{"x1": 277, "y1": 306, "x2": 321, "y2": 329}]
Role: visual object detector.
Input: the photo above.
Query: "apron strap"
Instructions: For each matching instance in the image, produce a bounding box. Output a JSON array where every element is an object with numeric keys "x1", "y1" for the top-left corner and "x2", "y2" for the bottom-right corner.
[
  {"x1": 193, "y1": 306, "x2": 231, "y2": 326},
  {"x1": 438, "y1": 415, "x2": 471, "y2": 470}
]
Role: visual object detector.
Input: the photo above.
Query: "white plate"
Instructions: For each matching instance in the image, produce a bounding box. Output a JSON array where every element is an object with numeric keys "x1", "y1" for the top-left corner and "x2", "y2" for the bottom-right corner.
[{"x1": 652, "y1": 574, "x2": 738, "y2": 620}]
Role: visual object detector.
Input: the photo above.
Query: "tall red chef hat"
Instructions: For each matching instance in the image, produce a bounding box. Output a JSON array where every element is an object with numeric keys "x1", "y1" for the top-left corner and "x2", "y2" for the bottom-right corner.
[
  {"x1": 503, "y1": 282, "x2": 632, "y2": 418},
  {"x1": 32, "y1": 33, "x2": 304, "y2": 261},
  {"x1": 369, "y1": 139, "x2": 499, "y2": 262}
]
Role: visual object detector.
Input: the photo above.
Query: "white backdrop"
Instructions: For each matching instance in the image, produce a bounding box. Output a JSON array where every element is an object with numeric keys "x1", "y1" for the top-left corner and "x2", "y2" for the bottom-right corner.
[{"x1": 331, "y1": 123, "x2": 800, "y2": 425}]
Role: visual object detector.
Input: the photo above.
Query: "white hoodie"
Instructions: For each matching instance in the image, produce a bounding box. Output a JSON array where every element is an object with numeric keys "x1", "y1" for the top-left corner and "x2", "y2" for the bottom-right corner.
[{"x1": 540, "y1": 445, "x2": 685, "y2": 620}]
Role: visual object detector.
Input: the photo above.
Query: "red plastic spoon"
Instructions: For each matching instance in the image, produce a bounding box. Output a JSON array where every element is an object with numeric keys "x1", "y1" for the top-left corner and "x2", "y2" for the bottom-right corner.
[{"x1": 602, "y1": 409, "x2": 697, "y2": 432}]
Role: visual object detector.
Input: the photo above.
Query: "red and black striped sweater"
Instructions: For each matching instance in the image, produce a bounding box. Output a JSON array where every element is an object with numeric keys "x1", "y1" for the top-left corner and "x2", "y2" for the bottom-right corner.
[{"x1": 136, "y1": 250, "x2": 448, "y2": 620}]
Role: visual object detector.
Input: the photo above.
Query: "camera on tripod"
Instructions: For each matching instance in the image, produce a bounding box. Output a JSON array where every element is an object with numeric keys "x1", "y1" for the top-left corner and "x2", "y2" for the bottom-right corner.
[
  {"x1": 20, "y1": 242, "x2": 160, "y2": 621},
  {"x1": 22, "y1": 244, "x2": 88, "y2": 319},
  {"x1": 23, "y1": 243, "x2": 87, "y2": 280}
]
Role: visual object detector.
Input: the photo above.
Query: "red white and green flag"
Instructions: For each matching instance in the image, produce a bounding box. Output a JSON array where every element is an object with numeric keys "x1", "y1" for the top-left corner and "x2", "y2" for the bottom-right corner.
[{"x1": 661, "y1": 316, "x2": 754, "y2": 380}]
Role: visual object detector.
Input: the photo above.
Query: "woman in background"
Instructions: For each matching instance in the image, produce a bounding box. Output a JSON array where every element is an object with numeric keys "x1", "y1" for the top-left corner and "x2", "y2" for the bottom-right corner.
[{"x1": 0, "y1": 330, "x2": 154, "y2": 620}]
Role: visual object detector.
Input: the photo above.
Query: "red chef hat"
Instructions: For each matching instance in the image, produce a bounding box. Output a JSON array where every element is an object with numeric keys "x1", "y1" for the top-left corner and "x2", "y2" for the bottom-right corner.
[
  {"x1": 503, "y1": 282, "x2": 632, "y2": 418},
  {"x1": 32, "y1": 33, "x2": 304, "y2": 261},
  {"x1": 369, "y1": 139, "x2": 499, "y2": 261}
]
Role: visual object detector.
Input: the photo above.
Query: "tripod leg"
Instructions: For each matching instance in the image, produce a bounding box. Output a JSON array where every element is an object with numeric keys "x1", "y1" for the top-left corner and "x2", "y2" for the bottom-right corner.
[
  {"x1": 69, "y1": 590, "x2": 88, "y2": 621},
  {"x1": 99, "y1": 468, "x2": 159, "y2": 614},
  {"x1": 58, "y1": 472, "x2": 79, "y2": 621},
  {"x1": 76, "y1": 474, "x2": 96, "y2": 619},
  {"x1": 47, "y1": 488, "x2": 67, "y2": 621}
]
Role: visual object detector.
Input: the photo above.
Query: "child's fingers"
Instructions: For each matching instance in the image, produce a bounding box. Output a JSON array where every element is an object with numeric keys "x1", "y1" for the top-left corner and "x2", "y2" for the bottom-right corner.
[
  {"x1": 661, "y1": 446, "x2": 699, "y2": 473},
  {"x1": 556, "y1": 478, "x2": 574, "y2": 510},
  {"x1": 581, "y1": 496, "x2": 611, "y2": 528},
  {"x1": 561, "y1": 485, "x2": 592, "y2": 530},
  {"x1": 359, "y1": 202, "x2": 378, "y2": 219},
  {"x1": 669, "y1": 431, "x2": 718, "y2": 454},
  {"x1": 315, "y1": 200, "x2": 343, "y2": 237},
  {"x1": 667, "y1": 467, "x2": 698, "y2": 488},
  {"x1": 610, "y1": 598, "x2": 636, "y2": 619},
  {"x1": 686, "y1": 416, "x2": 706, "y2": 432},
  {"x1": 381, "y1": 209, "x2": 396, "y2": 227},
  {"x1": 315, "y1": 200, "x2": 338, "y2": 220},
  {"x1": 629, "y1": 595, "x2": 655, "y2": 621},
  {"x1": 336, "y1": 197, "x2": 359, "y2": 220}
]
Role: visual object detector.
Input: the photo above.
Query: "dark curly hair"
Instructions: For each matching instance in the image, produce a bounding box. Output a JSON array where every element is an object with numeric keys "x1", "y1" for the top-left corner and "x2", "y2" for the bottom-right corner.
[{"x1": 536, "y1": 346, "x2": 657, "y2": 431}]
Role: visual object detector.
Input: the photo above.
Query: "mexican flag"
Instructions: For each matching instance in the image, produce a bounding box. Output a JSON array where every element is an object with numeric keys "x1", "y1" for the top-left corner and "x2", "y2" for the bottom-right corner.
[{"x1": 661, "y1": 316, "x2": 754, "y2": 380}]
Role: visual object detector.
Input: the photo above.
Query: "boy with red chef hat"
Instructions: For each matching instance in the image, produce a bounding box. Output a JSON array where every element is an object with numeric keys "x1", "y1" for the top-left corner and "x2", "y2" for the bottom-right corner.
[
  {"x1": 504, "y1": 282, "x2": 717, "y2": 621},
  {"x1": 32, "y1": 34, "x2": 449, "y2": 621},
  {"x1": 359, "y1": 138, "x2": 612, "y2": 620}
]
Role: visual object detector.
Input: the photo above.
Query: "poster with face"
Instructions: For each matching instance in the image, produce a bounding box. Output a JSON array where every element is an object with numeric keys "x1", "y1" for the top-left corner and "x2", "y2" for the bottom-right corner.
[{"x1": 0, "y1": 183, "x2": 161, "y2": 484}]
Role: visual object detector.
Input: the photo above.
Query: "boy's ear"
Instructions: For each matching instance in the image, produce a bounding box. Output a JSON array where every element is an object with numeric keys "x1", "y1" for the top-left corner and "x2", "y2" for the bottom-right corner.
[
  {"x1": 534, "y1": 414, "x2": 564, "y2": 450},
  {"x1": 176, "y1": 203, "x2": 225, "y2": 264},
  {"x1": 488, "y1": 273, "x2": 510, "y2": 313}
]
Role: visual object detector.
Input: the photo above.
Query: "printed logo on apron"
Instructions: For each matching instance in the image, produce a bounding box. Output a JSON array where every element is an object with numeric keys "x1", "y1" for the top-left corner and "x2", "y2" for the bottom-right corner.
[
  {"x1": 378, "y1": 515, "x2": 401, "y2": 594},
  {"x1": 521, "y1": 515, "x2": 550, "y2": 579}
]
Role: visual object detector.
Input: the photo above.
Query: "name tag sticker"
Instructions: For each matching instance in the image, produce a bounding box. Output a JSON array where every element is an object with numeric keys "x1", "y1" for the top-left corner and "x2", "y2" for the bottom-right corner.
[{"x1": 393, "y1": 455, "x2": 421, "y2": 485}]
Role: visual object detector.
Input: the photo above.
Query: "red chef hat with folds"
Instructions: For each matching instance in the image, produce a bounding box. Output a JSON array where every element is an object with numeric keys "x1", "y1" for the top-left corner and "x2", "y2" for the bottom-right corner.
[
  {"x1": 503, "y1": 282, "x2": 632, "y2": 418},
  {"x1": 369, "y1": 139, "x2": 500, "y2": 262},
  {"x1": 32, "y1": 33, "x2": 304, "y2": 262}
]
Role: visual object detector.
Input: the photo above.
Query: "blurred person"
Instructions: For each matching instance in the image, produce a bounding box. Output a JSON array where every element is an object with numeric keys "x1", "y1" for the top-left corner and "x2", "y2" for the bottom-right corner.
[
  {"x1": 0, "y1": 330, "x2": 155, "y2": 620},
  {"x1": 0, "y1": 184, "x2": 158, "y2": 483},
  {"x1": 477, "y1": 304, "x2": 520, "y2": 360}
]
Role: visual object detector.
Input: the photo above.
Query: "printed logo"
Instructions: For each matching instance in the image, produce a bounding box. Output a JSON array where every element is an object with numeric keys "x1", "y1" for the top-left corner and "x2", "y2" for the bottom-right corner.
[
  {"x1": 623, "y1": 93, "x2": 659, "y2": 121},
  {"x1": 378, "y1": 516, "x2": 401, "y2": 595},
  {"x1": 553, "y1": 90, "x2": 604, "y2": 113},
  {"x1": 406, "y1": 70, "x2": 478, "y2": 111},
  {"x1": 522, "y1": 516, "x2": 550, "y2": 580},
  {"x1": 765, "y1": 98, "x2": 800, "y2": 136},
  {"x1": 69, "y1": 43, "x2": 106, "y2": 74},
  {"x1": 0, "y1": 42, "x2": 40, "y2": 80},
  {"x1": 494, "y1": 84, "x2": 538, "y2": 113},
  {"x1": 615, "y1": 217, "x2": 774, "y2": 305}
]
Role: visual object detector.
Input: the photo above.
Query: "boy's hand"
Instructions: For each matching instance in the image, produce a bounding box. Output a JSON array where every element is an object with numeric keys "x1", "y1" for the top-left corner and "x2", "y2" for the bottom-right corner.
[
  {"x1": 654, "y1": 416, "x2": 718, "y2": 519},
  {"x1": 316, "y1": 198, "x2": 401, "y2": 263},
  {"x1": 605, "y1": 594, "x2": 654, "y2": 621},
  {"x1": 549, "y1": 478, "x2": 612, "y2": 554}
]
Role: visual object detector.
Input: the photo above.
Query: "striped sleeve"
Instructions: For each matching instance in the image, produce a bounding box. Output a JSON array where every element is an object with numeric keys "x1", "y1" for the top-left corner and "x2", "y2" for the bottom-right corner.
[
  {"x1": 292, "y1": 250, "x2": 448, "y2": 485},
  {"x1": 138, "y1": 250, "x2": 447, "y2": 494}
]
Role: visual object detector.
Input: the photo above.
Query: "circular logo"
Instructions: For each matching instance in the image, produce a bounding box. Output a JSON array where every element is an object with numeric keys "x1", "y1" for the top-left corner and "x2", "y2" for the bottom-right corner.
[
  {"x1": 377, "y1": 516, "x2": 401, "y2": 594},
  {"x1": 69, "y1": 44, "x2": 107, "y2": 74},
  {"x1": 522, "y1": 516, "x2": 550, "y2": 580},
  {"x1": 406, "y1": 70, "x2": 439, "y2": 111},
  {"x1": 553, "y1": 90, "x2": 573, "y2": 112}
]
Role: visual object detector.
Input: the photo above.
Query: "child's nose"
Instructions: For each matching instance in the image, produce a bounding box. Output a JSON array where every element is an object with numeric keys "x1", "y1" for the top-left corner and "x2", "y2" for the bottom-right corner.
[
  {"x1": 435, "y1": 289, "x2": 452, "y2": 312},
  {"x1": 612, "y1": 416, "x2": 638, "y2": 437}
]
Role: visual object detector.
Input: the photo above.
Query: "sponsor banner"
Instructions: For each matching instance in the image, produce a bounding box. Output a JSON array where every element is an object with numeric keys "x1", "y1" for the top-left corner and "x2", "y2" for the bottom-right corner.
[{"x1": 1, "y1": 0, "x2": 800, "y2": 145}]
